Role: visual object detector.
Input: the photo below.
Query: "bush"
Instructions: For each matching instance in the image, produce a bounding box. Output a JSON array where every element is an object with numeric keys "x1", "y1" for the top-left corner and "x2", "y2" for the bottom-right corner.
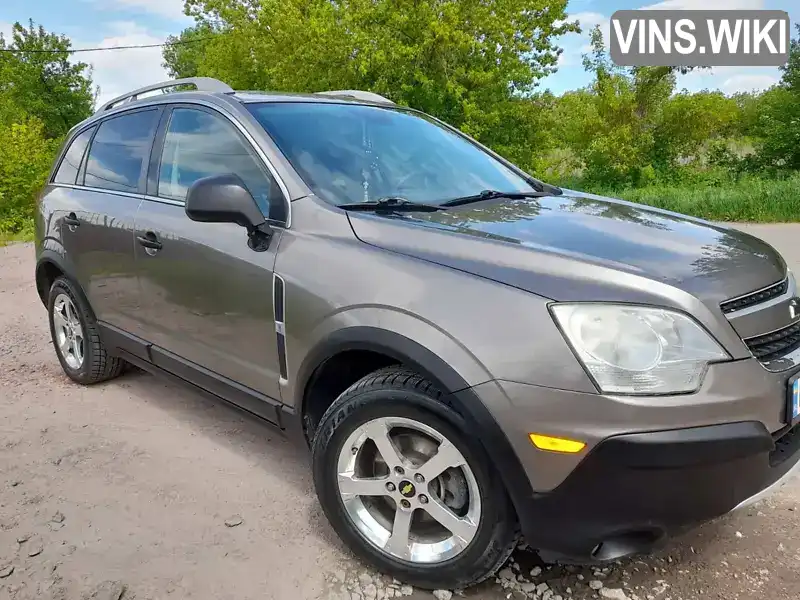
[{"x1": 0, "y1": 117, "x2": 59, "y2": 235}]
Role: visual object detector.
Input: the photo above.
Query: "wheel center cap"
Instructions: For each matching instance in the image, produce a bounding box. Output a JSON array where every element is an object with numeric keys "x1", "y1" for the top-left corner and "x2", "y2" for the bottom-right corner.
[{"x1": 398, "y1": 480, "x2": 416, "y2": 498}]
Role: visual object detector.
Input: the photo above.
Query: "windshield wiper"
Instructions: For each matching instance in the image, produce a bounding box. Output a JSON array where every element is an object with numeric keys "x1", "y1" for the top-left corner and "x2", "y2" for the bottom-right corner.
[
  {"x1": 440, "y1": 189, "x2": 548, "y2": 208},
  {"x1": 526, "y1": 178, "x2": 563, "y2": 196},
  {"x1": 338, "y1": 197, "x2": 446, "y2": 213}
]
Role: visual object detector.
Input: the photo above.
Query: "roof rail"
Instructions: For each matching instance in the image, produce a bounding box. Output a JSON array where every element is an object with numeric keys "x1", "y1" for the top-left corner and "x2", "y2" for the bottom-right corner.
[
  {"x1": 96, "y1": 77, "x2": 234, "y2": 113},
  {"x1": 315, "y1": 90, "x2": 395, "y2": 105}
]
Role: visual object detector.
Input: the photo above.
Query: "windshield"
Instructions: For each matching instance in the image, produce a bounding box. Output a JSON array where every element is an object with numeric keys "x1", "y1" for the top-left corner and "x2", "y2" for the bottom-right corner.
[{"x1": 247, "y1": 102, "x2": 535, "y2": 206}]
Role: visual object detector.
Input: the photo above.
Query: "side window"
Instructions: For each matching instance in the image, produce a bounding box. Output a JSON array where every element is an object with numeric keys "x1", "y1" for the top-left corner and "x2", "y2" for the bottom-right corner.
[
  {"x1": 158, "y1": 108, "x2": 276, "y2": 215},
  {"x1": 84, "y1": 109, "x2": 159, "y2": 193},
  {"x1": 53, "y1": 127, "x2": 95, "y2": 184}
]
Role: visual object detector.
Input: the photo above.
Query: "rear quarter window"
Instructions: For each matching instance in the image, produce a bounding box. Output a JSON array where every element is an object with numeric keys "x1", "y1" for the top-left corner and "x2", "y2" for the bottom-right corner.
[{"x1": 53, "y1": 127, "x2": 95, "y2": 185}]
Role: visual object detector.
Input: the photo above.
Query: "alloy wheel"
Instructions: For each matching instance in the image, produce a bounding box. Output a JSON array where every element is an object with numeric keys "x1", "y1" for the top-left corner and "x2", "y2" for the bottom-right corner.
[
  {"x1": 336, "y1": 416, "x2": 481, "y2": 564},
  {"x1": 52, "y1": 293, "x2": 85, "y2": 370}
]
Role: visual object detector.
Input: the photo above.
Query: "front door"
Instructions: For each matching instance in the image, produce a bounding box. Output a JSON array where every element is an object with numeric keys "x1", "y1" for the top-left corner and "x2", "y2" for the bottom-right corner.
[{"x1": 132, "y1": 105, "x2": 286, "y2": 402}]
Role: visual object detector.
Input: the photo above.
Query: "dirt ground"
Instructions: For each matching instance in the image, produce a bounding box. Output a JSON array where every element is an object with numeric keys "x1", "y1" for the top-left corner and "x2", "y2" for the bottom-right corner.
[{"x1": 1, "y1": 225, "x2": 799, "y2": 600}]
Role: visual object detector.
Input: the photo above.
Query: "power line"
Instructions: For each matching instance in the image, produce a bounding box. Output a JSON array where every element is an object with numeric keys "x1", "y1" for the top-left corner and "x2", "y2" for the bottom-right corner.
[{"x1": 0, "y1": 36, "x2": 214, "y2": 54}]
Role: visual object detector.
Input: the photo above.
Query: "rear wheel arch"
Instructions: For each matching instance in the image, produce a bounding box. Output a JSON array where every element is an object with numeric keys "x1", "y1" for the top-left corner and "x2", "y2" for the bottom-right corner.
[
  {"x1": 297, "y1": 326, "x2": 535, "y2": 522},
  {"x1": 36, "y1": 259, "x2": 64, "y2": 305},
  {"x1": 36, "y1": 251, "x2": 76, "y2": 305},
  {"x1": 35, "y1": 253, "x2": 95, "y2": 320}
]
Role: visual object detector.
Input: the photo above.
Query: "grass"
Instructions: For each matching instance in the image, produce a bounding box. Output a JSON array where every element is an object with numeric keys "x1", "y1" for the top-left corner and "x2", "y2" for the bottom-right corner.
[
  {"x1": 0, "y1": 229, "x2": 33, "y2": 246},
  {"x1": 610, "y1": 174, "x2": 800, "y2": 223}
]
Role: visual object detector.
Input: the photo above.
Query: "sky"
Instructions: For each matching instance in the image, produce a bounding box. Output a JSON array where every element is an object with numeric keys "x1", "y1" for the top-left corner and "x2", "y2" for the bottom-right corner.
[{"x1": 0, "y1": 0, "x2": 797, "y2": 107}]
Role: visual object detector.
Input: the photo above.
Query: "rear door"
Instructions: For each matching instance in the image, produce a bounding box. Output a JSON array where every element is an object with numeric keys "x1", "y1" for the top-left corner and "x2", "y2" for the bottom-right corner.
[
  {"x1": 50, "y1": 125, "x2": 96, "y2": 264},
  {"x1": 57, "y1": 107, "x2": 161, "y2": 334},
  {"x1": 132, "y1": 104, "x2": 287, "y2": 403}
]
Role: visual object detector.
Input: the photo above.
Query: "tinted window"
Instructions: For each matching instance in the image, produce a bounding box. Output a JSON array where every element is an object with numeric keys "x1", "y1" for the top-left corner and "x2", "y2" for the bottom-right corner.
[
  {"x1": 158, "y1": 108, "x2": 275, "y2": 214},
  {"x1": 84, "y1": 110, "x2": 159, "y2": 193},
  {"x1": 54, "y1": 127, "x2": 95, "y2": 184},
  {"x1": 247, "y1": 102, "x2": 534, "y2": 206}
]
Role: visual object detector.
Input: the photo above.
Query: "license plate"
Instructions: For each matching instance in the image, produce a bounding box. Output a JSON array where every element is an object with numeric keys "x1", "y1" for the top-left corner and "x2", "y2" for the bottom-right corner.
[{"x1": 790, "y1": 376, "x2": 800, "y2": 425}]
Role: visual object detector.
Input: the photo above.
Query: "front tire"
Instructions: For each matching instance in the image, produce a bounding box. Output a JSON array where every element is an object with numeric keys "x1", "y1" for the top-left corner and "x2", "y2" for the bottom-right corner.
[
  {"x1": 47, "y1": 276, "x2": 126, "y2": 385},
  {"x1": 312, "y1": 367, "x2": 518, "y2": 590}
]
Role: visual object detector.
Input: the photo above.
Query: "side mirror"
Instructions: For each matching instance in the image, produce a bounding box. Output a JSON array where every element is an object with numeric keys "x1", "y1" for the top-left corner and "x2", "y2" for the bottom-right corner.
[{"x1": 185, "y1": 173, "x2": 273, "y2": 251}]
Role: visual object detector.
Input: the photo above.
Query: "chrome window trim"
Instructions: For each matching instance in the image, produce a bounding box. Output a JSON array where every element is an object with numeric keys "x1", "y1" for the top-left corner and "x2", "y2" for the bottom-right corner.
[
  {"x1": 49, "y1": 183, "x2": 143, "y2": 201},
  {"x1": 49, "y1": 184, "x2": 289, "y2": 231},
  {"x1": 142, "y1": 195, "x2": 184, "y2": 208},
  {"x1": 140, "y1": 194, "x2": 288, "y2": 230}
]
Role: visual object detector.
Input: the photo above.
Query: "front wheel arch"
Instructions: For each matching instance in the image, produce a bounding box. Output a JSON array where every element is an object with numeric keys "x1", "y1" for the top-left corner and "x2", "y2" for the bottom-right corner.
[{"x1": 297, "y1": 327, "x2": 535, "y2": 531}]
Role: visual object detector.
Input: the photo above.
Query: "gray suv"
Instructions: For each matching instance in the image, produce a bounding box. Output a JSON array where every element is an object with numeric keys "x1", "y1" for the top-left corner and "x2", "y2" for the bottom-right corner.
[{"x1": 35, "y1": 77, "x2": 800, "y2": 590}]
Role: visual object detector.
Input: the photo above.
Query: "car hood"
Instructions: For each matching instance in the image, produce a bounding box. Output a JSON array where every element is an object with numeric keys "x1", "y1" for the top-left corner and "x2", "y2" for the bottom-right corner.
[{"x1": 347, "y1": 189, "x2": 787, "y2": 306}]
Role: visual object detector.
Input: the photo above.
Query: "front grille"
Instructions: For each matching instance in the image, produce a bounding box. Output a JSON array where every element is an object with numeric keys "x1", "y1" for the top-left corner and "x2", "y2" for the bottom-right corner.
[
  {"x1": 770, "y1": 423, "x2": 800, "y2": 468},
  {"x1": 745, "y1": 321, "x2": 800, "y2": 362},
  {"x1": 720, "y1": 278, "x2": 789, "y2": 314}
]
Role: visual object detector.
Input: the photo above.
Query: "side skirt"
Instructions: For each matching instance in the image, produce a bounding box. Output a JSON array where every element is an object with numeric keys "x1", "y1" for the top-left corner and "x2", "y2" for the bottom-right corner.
[{"x1": 98, "y1": 322, "x2": 296, "y2": 433}]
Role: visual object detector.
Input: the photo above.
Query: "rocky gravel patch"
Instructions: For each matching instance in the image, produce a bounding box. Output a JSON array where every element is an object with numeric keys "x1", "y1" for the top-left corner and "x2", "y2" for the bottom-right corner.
[{"x1": 320, "y1": 503, "x2": 800, "y2": 600}]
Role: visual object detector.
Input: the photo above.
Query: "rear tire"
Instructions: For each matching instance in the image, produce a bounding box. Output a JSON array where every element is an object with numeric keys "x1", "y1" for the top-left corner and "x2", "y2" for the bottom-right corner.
[
  {"x1": 47, "y1": 276, "x2": 126, "y2": 385},
  {"x1": 312, "y1": 366, "x2": 518, "y2": 590}
]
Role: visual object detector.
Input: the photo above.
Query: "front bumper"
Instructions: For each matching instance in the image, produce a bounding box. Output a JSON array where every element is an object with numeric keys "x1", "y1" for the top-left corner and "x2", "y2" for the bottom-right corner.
[
  {"x1": 516, "y1": 420, "x2": 800, "y2": 563},
  {"x1": 471, "y1": 360, "x2": 800, "y2": 563}
]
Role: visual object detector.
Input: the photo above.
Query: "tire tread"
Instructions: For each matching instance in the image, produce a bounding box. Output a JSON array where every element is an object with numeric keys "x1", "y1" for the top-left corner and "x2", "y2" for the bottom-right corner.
[
  {"x1": 49, "y1": 276, "x2": 125, "y2": 385},
  {"x1": 313, "y1": 365, "x2": 519, "y2": 589}
]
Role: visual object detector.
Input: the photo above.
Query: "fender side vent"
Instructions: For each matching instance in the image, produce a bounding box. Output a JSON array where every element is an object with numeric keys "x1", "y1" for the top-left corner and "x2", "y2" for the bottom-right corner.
[{"x1": 273, "y1": 273, "x2": 288, "y2": 381}]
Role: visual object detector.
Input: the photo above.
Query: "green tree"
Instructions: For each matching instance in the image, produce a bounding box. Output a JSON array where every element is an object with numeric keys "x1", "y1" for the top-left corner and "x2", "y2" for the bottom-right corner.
[
  {"x1": 556, "y1": 26, "x2": 738, "y2": 188},
  {"x1": 750, "y1": 24, "x2": 800, "y2": 171},
  {"x1": 743, "y1": 25, "x2": 800, "y2": 173},
  {"x1": 657, "y1": 91, "x2": 740, "y2": 166},
  {"x1": 566, "y1": 26, "x2": 676, "y2": 186},
  {"x1": 0, "y1": 117, "x2": 58, "y2": 234},
  {"x1": 781, "y1": 23, "x2": 800, "y2": 91},
  {"x1": 172, "y1": 0, "x2": 577, "y2": 137},
  {"x1": 162, "y1": 22, "x2": 218, "y2": 79},
  {"x1": 752, "y1": 87, "x2": 800, "y2": 171},
  {"x1": 0, "y1": 20, "x2": 95, "y2": 138}
]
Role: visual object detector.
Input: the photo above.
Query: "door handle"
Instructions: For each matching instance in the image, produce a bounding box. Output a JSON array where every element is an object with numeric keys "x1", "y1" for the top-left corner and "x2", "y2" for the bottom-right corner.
[
  {"x1": 64, "y1": 213, "x2": 80, "y2": 229},
  {"x1": 136, "y1": 232, "x2": 163, "y2": 252}
]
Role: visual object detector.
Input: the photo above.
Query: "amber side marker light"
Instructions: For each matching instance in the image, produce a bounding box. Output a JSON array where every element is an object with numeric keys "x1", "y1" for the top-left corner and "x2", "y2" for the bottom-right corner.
[{"x1": 529, "y1": 434, "x2": 586, "y2": 454}]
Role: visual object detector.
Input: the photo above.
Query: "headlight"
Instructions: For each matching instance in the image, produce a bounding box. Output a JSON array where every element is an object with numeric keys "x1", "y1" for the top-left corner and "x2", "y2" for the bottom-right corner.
[{"x1": 550, "y1": 304, "x2": 730, "y2": 395}]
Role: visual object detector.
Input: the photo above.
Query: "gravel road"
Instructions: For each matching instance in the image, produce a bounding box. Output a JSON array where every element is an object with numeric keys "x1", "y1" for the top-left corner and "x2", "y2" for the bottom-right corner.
[{"x1": 1, "y1": 225, "x2": 799, "y2": 600}]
